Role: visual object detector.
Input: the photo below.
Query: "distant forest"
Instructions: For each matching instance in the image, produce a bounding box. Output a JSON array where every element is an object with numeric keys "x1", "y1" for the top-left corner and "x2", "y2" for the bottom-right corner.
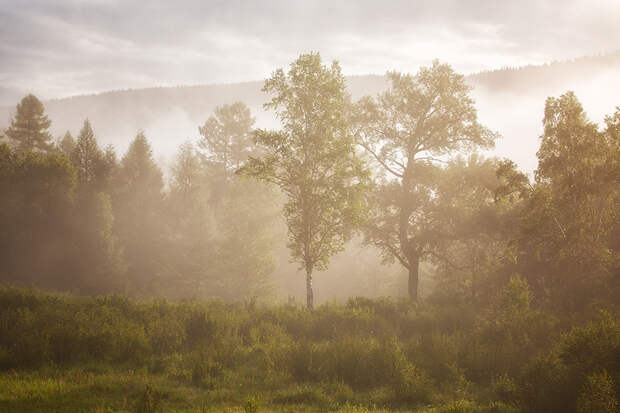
[{"x1": 1, "y1": 51, "x2": 619, "y2": 157}]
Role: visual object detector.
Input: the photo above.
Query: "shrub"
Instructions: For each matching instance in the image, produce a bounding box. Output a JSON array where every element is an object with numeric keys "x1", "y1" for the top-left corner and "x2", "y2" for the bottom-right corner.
[
  {"x1": 561, "y1": 310, "x2": 620, "y2": 375},
  {"x1": 135, "y1": 385, "x2": 162, "y2": 413},
  {"x1": 576, "y1": 370, "x2": 618, "y2": 413},
  {"x1": 518, "y1": 354, "x2": 576, "y2": 413},
  {"x1": 392, "y1": 362, "x2": 433, "y2": 404},
  {"x1": 244, "y1": 395, "x2": 260, "y2": 413}
]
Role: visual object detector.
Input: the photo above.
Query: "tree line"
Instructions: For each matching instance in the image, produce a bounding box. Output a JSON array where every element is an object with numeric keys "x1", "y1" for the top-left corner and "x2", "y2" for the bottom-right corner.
[
  {"x1": 1, "y1": 52, "x2": 619, "y2": 313},
  {"x1": 0, "y1": 96, "x2": 279, "y2": 299}
]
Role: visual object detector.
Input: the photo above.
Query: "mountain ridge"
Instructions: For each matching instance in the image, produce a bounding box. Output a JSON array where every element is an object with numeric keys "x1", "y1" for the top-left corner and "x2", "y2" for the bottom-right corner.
[{"x1": 2, "y1": 51, "x2": 620, "y2": 173}]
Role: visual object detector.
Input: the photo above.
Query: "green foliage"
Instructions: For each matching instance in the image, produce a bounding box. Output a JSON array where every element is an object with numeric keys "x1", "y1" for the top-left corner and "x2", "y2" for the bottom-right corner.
[
  {"x1": 577, "y1": 371, "x2": 618, "y2": 413},
  {"x1": 518, "y1": 353, "x2": 575, "y2": 413},
  {"x1": 113, "y1": 131, "x2": 165, "y2": 289},
  {"x1": 2, "y1": 287, "x2": 620, "y2": 412},
  {"x1": 0, "y1": 145, "x2": 77, "y2": 288},
  {"x1": 497, "y1": 275, "x2": 532, "y2": 322},
  {"x1": 199, "y1": 101, "x2": 255, "y2": 182},
  {"x1": 560, "y1": 310, "x2": 620, "y2": 376},
  {"x1": 244, "y1": 395, "x2": 260, "y2": 413},
  {"x1": 240, "y1": 52, "x2": 369, "y2": 308},
  {"x1": 356, "y1": 62, "x2": 497, "y2": 301},
  {"x1": 135, "y1": 385, "x2": 162, "y2": 413},
  {"x1": 516, "y1": 92, "x2": 620, "y2": 311},
  {"x1": 4, "y1": 94, "x2": 53, "y2": 153},
  {"x1": 57, "y1": 130, "x2": 76, "y2": 157}
]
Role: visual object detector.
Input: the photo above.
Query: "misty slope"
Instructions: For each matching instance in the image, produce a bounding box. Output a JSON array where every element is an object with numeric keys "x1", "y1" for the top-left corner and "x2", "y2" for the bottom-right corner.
[{"x1": 2, "y1": 51, "x2": 620, "y2": 172}]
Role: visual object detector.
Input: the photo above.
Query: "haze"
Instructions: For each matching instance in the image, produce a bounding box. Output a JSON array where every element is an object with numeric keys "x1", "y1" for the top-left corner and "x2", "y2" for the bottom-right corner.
[
  {"x1": 2, "y1": 2, "x2": 620, "y2": 411},
  {"x1": 2, "y1": 0, "x2": 620, "y2": 101}
]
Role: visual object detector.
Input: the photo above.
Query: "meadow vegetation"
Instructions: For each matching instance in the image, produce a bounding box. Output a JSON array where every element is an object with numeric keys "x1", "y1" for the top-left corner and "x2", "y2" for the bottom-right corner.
[{"x1": 1, "y1": 284, "x2": 619, "y2": 412}]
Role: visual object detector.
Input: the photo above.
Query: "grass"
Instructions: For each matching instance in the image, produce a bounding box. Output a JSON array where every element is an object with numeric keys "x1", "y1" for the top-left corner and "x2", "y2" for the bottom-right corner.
[{"x1": 0, "y1": 365, "x2": 421, "y2": 412}]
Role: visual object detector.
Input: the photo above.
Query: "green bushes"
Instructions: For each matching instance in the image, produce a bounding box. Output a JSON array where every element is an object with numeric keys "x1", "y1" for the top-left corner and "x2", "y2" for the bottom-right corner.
[
  {"x1": 577, "y1": 371, "x2": 618, "y2": 413},
  {"x1": 135, "y1": 385, "x2": 163, "y2": 413},
  {"x1": 560, "y1": 310, "x2": 620, "y2": 375},
  {"x1": 3, "y1": 286, "x2": 620, "y2": 412}
]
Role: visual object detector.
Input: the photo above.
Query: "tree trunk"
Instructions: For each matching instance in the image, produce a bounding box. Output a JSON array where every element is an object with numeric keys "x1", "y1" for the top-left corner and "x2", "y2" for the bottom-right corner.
[
  {"x1": 408, "y1": 253, "x2": 419, "y2": 302},
  {"x1": 306, "y1": 265, "x2": 314, "y2": 310}
]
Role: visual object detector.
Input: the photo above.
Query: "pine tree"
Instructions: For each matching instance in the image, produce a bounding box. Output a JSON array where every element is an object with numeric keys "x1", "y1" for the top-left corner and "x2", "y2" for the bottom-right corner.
[
  {"x1": 72, "y1": 120, "x2": 103, "y2": 192},
  {"x1": 58, "y1": 131, "x2": 76, "y2": 157},
  {"x1": 114, "y1": 131, "x2": 164, "y2": 290},
  {"x1": 5, "y1": 94, "x2": 53, "y2": 153}
]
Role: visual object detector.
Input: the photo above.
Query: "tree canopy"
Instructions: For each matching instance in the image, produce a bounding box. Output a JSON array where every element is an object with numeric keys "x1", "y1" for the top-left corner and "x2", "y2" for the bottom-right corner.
[
  {"x1": 356, "y1": 62, "x2": 496, "y2": 301},
  {"x1": 4, "y1": 94, "x2": 53, "y2": 153}
]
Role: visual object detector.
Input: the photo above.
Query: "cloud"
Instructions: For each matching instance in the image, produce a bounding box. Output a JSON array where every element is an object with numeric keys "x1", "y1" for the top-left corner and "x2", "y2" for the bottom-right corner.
[{"x1": 1, "y1": 0, "x2": 619, "y2": 103}]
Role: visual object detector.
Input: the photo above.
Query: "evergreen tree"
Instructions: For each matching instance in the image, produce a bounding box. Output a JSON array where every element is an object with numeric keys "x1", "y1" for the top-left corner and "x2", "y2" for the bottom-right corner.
[
  {"x1": 0, "y1": 144, "x2": 77, "y2": 288},
  {"x1": 72, "y1": 120, "x2": 103, "y2": 193},
  {"x1": 165, "y1": 141, "x2": 213, "y2": 295},
  {"x1": 114, "y1": 131, "x2": 165, "y2": 291},
  {"x1": 5, "y1": 94, "x2": 53, "y2": 153},
  {"x1": 58, "y1": 131, "x2": 75, "y2": 157}
]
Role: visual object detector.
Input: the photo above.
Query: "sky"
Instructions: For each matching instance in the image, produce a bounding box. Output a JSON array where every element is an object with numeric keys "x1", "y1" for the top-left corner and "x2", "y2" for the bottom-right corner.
[{"x1": 2, "y1": 0, "x2": 620, "y2": 103}]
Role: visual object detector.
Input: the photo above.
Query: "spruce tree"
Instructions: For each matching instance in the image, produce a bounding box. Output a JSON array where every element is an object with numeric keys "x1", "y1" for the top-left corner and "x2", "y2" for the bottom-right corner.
[
  {"x1": 58, "y1": 131, "x2": 76, "y2": 157},
  {"x1": 5, "y1": 94, "x2": 53, "y2": 153}
]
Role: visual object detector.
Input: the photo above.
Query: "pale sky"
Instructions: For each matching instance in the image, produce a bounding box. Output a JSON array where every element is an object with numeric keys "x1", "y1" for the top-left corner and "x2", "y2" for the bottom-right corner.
[{"x1": 1, "y1": 0, "x2": 620, "y2": 103}]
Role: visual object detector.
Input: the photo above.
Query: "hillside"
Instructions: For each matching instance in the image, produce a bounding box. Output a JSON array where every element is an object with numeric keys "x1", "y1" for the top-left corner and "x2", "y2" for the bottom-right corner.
[{"x1": 2, "y1": 52, "x2": 620, "y2": 171}]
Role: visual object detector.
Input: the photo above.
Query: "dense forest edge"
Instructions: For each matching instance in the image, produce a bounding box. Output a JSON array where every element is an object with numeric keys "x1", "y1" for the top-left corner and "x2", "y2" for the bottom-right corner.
[{"x1": 0, "y1": 51, "x2": 619, "y2": 412}]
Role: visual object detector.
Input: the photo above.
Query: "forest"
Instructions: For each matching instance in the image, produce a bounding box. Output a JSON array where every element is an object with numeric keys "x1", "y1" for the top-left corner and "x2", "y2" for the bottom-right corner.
[{"x1": 1, "y1": 52, "x2": 619, "y2": 412}]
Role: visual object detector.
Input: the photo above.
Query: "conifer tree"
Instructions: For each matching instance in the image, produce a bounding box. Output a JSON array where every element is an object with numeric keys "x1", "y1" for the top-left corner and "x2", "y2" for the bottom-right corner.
[
  {"x1": 58, "y1": 131, "x2": 75, "y2": 157},
  {"x1": 72, "y1": 120, "x2": 103, "y2": 192},
  {"x1": 5, "y1": 94, "x2": 53, "y2": 153}
]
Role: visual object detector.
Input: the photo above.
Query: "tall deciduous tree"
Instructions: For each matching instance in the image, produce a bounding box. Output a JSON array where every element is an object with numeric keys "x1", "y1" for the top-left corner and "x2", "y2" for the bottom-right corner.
[
  {"x1": 356, "y1": 62, "x2": 496, "y2": 302},
  {"x1": 517, "y1": 92, "x2": 620, "y2": 310},
  {"x1": 431, "y1": 155, "x2": 518, "y2": 304},
  {"x1": 5, "y1": 94, "x2": 53, "y2": 153},
  {"x1": 240, "y1": 52, "x2": 369, "y2": 309}
]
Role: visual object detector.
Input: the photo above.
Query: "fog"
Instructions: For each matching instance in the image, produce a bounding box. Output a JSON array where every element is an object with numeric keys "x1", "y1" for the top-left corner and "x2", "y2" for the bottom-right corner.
[
  {"x1": 3, "y1": 54, "x2": 620, "y2": 303},
  {"x1": 471, "y1": 62, "x2": 620, "y2": 174},
  {"x1": 3, "y1": 2, "x2": 620, "y2": 411}
]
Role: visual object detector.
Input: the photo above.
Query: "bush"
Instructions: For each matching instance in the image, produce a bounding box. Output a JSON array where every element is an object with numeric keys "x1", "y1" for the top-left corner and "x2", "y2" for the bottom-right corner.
[
  {"x1": 135, "y1": 385, "x2": 162, "y2": 413},
  {"x1": 244, "y1": 395, "x2": 260, "y2": 413},
  {"x1": 576, "y1": 370, "x2": 618, "y2": 413},
  {"x1": 561, "y1": 310, "x2": 620, "y2": 376},
  {"x1": 518, "y1": 354, "x2": 576, "y2": 413}
]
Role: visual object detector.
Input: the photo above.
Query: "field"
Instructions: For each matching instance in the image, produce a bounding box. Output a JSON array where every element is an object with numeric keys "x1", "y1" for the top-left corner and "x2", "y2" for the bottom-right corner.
[{"x1": 1, "y1": 285, "x2": 618, "y2": 413}]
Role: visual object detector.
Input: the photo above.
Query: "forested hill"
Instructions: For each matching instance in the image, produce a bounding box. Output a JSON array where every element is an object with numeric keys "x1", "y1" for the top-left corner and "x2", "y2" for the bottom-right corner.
[
  {"x1": 467, "y1": 51, "x2": 620, "y2": 92},
  {"x1": 1, "y1": 51, "x2": 619, "y2": 170}
]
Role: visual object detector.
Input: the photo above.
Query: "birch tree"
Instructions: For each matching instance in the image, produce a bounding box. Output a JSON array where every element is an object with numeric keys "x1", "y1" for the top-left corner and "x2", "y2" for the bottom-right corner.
[{"x1": 240, "y1": 52, "x2": 368, "y2": 309}]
